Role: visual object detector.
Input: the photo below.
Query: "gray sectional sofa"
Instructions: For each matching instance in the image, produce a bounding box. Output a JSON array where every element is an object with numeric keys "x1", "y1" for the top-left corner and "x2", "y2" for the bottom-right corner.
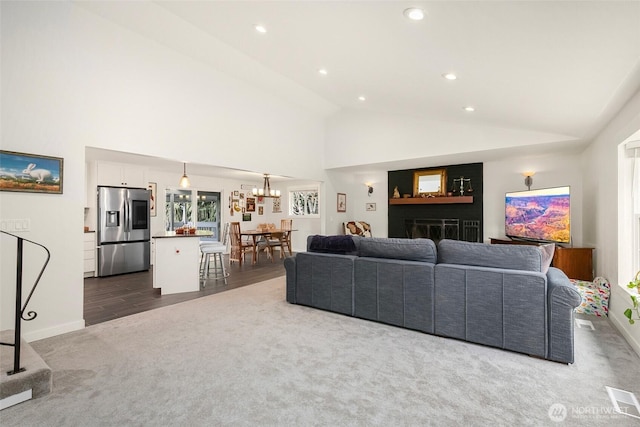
[{"x1": 284, "y1": 236, "x2": 582, "y2": 363}]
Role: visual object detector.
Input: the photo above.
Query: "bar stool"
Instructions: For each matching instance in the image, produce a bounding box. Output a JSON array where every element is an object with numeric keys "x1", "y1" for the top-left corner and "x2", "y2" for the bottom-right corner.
[
  {"x1": 200, "y1": 223, "x2": 230, "y2": 284},
  {"x1": 200, "y1": 243, "x2": 228, "y2": 282}
]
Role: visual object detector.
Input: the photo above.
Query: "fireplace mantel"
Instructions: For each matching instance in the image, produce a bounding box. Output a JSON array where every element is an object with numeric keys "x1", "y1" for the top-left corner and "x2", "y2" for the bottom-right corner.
[{"x1": 389, "y1": 196, "x2": 473, "y2": 205}]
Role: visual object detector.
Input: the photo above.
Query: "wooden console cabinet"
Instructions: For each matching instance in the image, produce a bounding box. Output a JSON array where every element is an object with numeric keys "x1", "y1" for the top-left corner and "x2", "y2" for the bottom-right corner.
[{"x1": 489, "y1": 238, "x2": 593, "y2": 281}]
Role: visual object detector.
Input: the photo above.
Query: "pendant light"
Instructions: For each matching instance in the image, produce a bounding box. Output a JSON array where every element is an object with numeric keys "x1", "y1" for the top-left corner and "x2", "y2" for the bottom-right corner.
[
  {"x1": 252, "y1": 174, "x2": 280, "y2": 198},
  {"x1": 179, "y1": 163, "x2": 191, "y2": 188}
]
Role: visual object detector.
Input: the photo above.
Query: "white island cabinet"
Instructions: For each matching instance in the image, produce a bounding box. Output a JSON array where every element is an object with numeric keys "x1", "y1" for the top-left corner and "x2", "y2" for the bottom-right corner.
[{"x1": 152, "y1": 231, "x2": 211, "y2": 295}]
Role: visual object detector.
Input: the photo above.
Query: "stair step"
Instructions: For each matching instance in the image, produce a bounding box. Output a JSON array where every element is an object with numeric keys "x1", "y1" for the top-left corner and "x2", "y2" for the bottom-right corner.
[{"x1": 0, "y1": 330, "x2": 51, "y2": 410}]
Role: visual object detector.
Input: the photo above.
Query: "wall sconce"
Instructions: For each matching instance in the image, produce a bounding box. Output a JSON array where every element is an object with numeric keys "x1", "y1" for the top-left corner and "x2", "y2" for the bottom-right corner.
[
  {"x1": 179, "y1": 163, "x2": 191, "y2": 188},
  {"x1": 366, "y1": 183, "x2": 373, "y2": 196},
  {"x1": 522, "y1": 171, "x2": 535, "y2": 190}
]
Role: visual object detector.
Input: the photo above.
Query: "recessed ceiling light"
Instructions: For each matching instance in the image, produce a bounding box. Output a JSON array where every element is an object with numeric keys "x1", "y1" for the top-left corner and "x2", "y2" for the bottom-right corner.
[
  {"x1": 464, "y1": 106, "x2": 475, "y2": 112},
  {"x1": 358, "y1": 96, "x2": 366, "y2": 101},
  {"x1": 443, "y1": 73, "x2": 457, "y2": 80},
  {"x1": 254, "y1": 24, "x2": 267, "y2": 34},
  {"x1": 404, "y1": 8, "x2": 425, "y2": 21},
  {"x1": 318, "y1": 68, "x2": 328, "y2": 75}
]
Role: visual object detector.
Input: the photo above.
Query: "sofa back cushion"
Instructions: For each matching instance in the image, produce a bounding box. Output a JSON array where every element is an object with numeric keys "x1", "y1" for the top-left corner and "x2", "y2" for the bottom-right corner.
[
  {"x1": 437, "y1": 239, "x2": 545, "y2": 272},
  {"x1": 359, "y1": 237, "x2": 437, "y2": 263}
]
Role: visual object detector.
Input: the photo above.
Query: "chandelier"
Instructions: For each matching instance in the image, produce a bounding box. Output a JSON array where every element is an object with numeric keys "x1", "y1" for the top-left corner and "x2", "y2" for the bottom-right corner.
[{"x1": 252, "y1": 174, "x2": 280, "y2": 198}]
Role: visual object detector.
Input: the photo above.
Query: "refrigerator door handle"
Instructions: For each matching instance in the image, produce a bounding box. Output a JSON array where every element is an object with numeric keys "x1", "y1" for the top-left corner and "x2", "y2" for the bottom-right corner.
[{"x1": 124, "y1": 194, "x2": 130, "y2": 234}]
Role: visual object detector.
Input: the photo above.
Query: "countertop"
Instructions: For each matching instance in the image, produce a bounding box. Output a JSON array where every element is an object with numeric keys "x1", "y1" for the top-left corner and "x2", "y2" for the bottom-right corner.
[{"x1": 153, "y1": 231, "x2": 213, "y2": 239}]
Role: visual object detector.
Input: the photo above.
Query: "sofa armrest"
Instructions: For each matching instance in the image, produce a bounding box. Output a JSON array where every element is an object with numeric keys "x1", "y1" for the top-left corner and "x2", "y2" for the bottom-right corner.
[
  {"x1": 284, "y1": 255, "x2": 297, "y2": 303},
  {"x1": 546, "y1": 266, "x2": 582, "y2": 363}
]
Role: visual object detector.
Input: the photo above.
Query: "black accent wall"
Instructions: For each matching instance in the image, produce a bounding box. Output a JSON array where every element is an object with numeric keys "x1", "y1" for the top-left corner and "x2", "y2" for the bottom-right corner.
[{"x1": 388, "y1": 162, "x2": 484, "y2": 240}]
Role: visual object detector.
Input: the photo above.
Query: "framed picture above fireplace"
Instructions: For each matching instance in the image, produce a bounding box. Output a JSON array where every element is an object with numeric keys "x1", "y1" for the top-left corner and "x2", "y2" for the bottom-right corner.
[{"x1": 413, "y1": 168, "x2": 446, "y2": 197}]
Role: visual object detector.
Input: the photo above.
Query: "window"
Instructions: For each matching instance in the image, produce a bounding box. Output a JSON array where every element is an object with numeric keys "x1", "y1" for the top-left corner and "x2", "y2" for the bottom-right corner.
[
  {"x1": 289, "y1": 187, "x2": 319, "y2": 216},
  {"x1": 196, "y1": 191, "x2": 221, "y2": 241},
  {"x1": 632, "y1": 148, "x2": 640, "y2": 274},
  {"x1": 165, "y1": 189, "x2": 192, "y2": 230}
]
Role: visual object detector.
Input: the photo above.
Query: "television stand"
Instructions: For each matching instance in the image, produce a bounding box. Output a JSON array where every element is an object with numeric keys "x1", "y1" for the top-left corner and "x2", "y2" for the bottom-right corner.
[{"x1": 489, "y1": 237, "x2": 594, "y2": 281}]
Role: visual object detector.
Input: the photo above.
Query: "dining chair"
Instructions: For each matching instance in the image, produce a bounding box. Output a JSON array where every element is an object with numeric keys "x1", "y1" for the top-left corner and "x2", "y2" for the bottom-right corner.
[
  {"x1": 279, "y1": 219, "x2": 293, "y2": 257},
  {"x1": 230, "y1": 222, "x2": 253, "y2": 266},
  {"x1": 257, "y1": 219, "x2": 292, "y2": 261}
]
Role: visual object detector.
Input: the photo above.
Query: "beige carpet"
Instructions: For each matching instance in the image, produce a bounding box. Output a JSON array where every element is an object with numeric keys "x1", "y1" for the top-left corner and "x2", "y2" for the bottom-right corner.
[{"x1": 1, "y1": 277, "x2": 639, "y2": 426}]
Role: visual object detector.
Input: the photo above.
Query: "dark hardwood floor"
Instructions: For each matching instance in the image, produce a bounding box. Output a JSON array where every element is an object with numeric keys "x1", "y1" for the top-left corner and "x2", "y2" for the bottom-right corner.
[{"x1": 84, "y1": 254, "x2": 287, "y2": 326}]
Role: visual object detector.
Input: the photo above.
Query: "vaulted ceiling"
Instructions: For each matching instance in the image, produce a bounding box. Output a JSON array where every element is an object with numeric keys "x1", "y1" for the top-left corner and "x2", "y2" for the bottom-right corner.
[{"x1": 80, "y1": 1, "x2": 640, "y2": 177}]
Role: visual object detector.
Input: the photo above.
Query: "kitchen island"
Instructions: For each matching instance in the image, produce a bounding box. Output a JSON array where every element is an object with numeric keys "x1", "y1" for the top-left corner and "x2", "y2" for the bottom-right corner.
[{"x1": 152, "y1": 231, "x2": 213, "y2": 295}]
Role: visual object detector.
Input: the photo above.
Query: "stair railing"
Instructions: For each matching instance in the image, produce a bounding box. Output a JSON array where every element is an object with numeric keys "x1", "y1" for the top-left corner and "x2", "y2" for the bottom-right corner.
[{"x1": 0, "y1": 231, "x2": 50, "y2": 376}]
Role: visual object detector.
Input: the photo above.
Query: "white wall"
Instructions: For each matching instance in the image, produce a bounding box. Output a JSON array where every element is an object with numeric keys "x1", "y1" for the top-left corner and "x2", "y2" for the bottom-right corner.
[
  {"x1": 582, "y1": 88, "x2": 640, "y2": 354},
  {"x1": 484, "y1": 152, "x2": 584, "y2": 245},
  {"x1": 0, "y1": 1, "x2": 327, "y2": 340},
  {"x1": 325, "y1": 109, "x2": 579, "y2": 170}
]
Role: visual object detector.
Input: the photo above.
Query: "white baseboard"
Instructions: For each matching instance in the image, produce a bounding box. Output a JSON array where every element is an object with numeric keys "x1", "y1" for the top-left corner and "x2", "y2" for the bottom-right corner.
[
  {"x1": 23, "y1": 319, "x2": 85, "y2": 342},
  {"x1": 0, "y1": 389, "x2": 32, "y2": 411}
]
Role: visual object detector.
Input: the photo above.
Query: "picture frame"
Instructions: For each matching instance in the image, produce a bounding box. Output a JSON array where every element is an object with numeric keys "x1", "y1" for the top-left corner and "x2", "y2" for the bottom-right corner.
[
  {"x1": 0, "y1": 150, "x2": 63, "y2": 194},
  {"x1": 232, "y1": 199, "x2": 241, "y2": 215},
  {"x1": 242, "y1": 213, "x2": 251, "y2": 222},
  {"x1": 366, "y1": 202, "x2": 376, "y2": 212},
  {"x1": 257, "y1": 196, "x2": 265, "y2": 204},
  {"x1": 246, "y1": 197, "x2": 256, "y2": 212},
  {"x1": 337, "y1": 193, "x2": 347, "y2": 212},
  {"x1": 148, "y1": 182, "x2": 157, "y2": 217},
  {"x1": 272, "y1": 197, "x2": 282, "y2": 213},
  {"x1": 233, "y1": 190, "x2": 239, "y2": 197},
  {"x1": 258, "y1": 206, "x2": 264, "y2": 215}
]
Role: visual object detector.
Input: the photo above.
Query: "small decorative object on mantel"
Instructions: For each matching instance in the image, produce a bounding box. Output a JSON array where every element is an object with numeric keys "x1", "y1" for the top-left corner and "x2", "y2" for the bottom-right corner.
[
  {"x1": 452, "y1": 176, "x2": 473, "y2": 196},
  {"x1": 393, "y1": 186, "x2": 401, "y2": 198},
  {"x1": 402, "y1": 194, "x2": 411, "y2": 198}
]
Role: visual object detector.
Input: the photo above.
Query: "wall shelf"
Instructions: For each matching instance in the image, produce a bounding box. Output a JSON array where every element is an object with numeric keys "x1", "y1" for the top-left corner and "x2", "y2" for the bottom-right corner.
[{"x1": 389, "y1": 196, "x2": 473, "y2": 205}]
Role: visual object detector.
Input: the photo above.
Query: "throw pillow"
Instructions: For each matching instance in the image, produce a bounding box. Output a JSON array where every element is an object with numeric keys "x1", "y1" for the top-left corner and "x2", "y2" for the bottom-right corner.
[
  {"x1": 539, "y1": 243, "x2": 555, "y2": 274},
  {"x1": 309, "y1": 235, "x2": 357, "y2": 254}
]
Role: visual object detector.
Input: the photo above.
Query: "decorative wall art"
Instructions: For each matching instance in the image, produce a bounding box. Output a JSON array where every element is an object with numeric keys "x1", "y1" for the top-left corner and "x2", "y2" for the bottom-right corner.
[
  {"x1": 257, "y1": 196, "x2": 265, "y2": 204},
  {"x1": 0, "y1": 150, "x2": 63, "y2": 194},
  {"x1": 242, "y1": 213, "x2": 251, "y2": 221},
  {"x1": 232, "y1": 199, "x2": 241, "y2": 215},
  {"x1": 273, "y1": 197, "x2": 282, "y2": 213},
  {"x1": 366, "y1": 202, "x2": 376, "y2": 212},
  {"x1": 337, "y1": 193, "x2": 347, "y2": 212},
  {"x1": 246, "y1": 197, "x2": 256, "y2": 212},
  {"x1": 148, "y1": 182, "x2": 157, "y2": 216},
  {"x1": 258, "y1": 206, "x2": 264, "y2": 215}
]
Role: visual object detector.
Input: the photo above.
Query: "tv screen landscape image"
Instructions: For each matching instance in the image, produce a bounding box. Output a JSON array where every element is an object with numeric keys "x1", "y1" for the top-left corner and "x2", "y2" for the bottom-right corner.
[{"x1": 505, "y1": 186, "x2": 570, "y2": 244}]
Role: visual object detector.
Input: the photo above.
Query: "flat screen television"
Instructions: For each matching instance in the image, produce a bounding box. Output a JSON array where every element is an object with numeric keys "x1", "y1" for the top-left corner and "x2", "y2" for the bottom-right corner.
[{"x1": 505, "y1": 186, "x2": 570, "y2": 244}]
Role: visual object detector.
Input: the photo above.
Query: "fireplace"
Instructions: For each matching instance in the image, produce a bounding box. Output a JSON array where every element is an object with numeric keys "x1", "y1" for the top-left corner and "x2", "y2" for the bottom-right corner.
[{"x1": 388, "y1": 162, "x2": 483, "y2": 241}]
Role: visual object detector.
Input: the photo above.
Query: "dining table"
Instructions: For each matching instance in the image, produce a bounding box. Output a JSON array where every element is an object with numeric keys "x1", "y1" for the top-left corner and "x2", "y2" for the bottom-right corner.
[{"x1": 240, "y1": 228, "x2": 292, "y2": 264}]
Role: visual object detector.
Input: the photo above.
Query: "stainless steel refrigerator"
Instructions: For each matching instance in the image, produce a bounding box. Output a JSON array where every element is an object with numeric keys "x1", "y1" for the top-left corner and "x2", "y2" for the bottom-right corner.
[{"x1": 97, "y1": 186, "x2": 151, "y2": 277}]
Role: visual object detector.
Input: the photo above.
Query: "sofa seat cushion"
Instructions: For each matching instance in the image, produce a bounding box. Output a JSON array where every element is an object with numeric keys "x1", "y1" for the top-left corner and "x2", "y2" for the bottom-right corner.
[
  {"x1": 359, "y1": 237, "x2": 437, "y2": 263},
  {"x1": 437, "y1": 239, "x2": 545, "y2": 272}
]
